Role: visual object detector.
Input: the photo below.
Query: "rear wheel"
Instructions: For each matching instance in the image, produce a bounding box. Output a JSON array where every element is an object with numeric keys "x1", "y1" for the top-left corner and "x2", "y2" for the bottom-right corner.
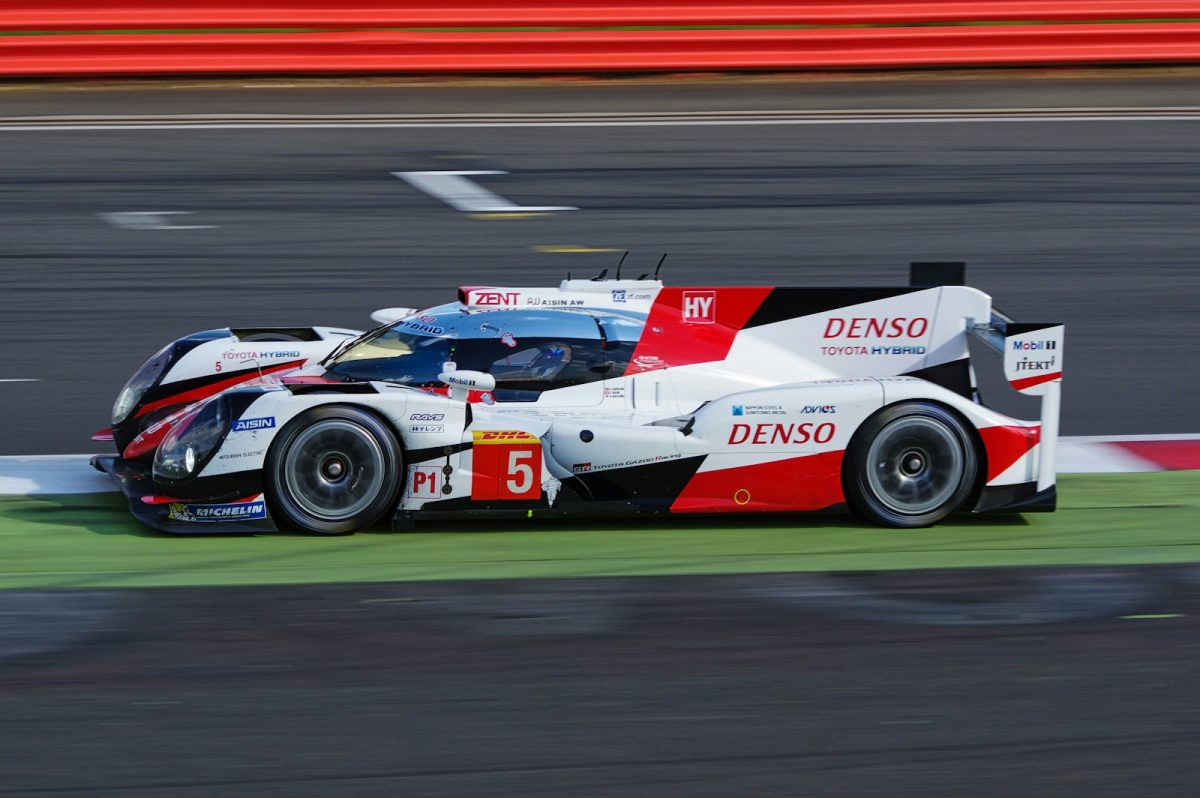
[
  {"x1": 843, "y1": 402, "x2": 978, "y2": 528},
  {"x1": 266, "y1": 406, "x2": 402, "y2": 535}
]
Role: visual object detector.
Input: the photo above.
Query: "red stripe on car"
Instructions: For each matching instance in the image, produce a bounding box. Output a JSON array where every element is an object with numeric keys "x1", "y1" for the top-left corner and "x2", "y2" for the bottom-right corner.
[
  {"x1": 134, "y1": 361, "x2": 302, "y2": 418},
  {"x1": 671, "y1": 450, "x2": 845, "y2": 513},
  {"x1": 1008, "y1": 371, "x2": 1062, "y2": 392},
  {"x1": 624, "y1": 287, "x2": 772, "y2": 375},
  {"x1": 977, "y1": 424, "x2": 1041, "y2": 483}
]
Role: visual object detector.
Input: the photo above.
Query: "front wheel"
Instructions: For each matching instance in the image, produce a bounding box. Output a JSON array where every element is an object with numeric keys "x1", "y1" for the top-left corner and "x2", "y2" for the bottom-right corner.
[
  {"x1": 843, "y1": 402, "x2": 979, "y2": 528},
  {"x1": 266, "y1": 406, "x2": 403, "y2": 535}
]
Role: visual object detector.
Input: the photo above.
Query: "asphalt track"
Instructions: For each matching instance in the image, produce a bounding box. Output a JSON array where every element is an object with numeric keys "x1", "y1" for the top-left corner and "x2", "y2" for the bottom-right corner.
[
  {"x1": 2, "y1": 75, "x2": 1199, "y2": 795},
  {"x1": 2, "y1": 74, "x2": 1200, "y2": 454},
  {"x1": 3, "y1": 568, "x2": 1200, "y2": 796}
]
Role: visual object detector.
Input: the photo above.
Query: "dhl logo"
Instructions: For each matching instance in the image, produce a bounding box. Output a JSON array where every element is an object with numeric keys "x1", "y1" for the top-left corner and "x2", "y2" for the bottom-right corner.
[{"x1": 472, "y1": 430, "x2": 539, "y2": 445}]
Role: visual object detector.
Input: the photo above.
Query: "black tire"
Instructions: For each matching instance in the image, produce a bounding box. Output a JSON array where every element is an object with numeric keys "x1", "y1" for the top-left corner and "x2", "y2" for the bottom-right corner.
[
  {"x1": 265, "y1": 406, "x2": 403, "y2": 535},
  {"x1": 843, "y1": 401, "x2": 979, "y2": 528}
]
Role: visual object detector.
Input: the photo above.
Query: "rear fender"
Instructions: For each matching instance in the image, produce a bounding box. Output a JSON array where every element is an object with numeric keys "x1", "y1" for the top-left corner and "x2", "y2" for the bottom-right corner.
[{"x1": 878, "y1": 378, "x2": 1043, "y2": 489}]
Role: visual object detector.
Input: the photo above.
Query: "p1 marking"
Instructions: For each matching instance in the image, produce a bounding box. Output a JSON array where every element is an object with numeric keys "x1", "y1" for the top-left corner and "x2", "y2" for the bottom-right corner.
[{"x1": 406, "y1": 465, "x2": 442, "y2": 498}]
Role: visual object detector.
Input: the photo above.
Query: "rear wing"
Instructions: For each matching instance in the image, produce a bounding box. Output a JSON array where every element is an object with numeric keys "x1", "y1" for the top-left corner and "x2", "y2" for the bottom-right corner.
[{"x1": 917, "y1": 264, "x2": 1066, "y2": 491}]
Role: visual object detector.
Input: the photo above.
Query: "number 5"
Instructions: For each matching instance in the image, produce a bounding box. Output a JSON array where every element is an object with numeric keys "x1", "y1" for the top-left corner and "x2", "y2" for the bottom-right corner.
[{"x1": 506, "y1": 450, "x2": 534, "y2": 495}]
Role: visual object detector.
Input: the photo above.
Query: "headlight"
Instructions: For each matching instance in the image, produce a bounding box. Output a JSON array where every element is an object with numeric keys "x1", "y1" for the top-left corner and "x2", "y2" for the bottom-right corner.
[
  {"x1": 112, "y1": 343, "x2": 173, "y2": 425},
  {"x1": 153, "y1": 396, "x2": 229, "y2": 483}
]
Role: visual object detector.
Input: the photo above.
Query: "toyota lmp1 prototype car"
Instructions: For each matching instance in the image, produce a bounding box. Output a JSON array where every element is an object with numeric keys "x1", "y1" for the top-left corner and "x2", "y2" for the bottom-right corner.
[{"x1": 93, "y1": 262, "x2": 1064, "y2": 535}]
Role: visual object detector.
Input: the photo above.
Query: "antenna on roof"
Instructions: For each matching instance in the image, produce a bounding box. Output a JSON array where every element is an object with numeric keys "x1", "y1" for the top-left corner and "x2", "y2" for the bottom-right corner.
[
  {"x1": 591, "y1": 269, "x2": 608, "y2": 282},
  {"x1": 567, "y1": 271, "x2": 572, "y2": 281},
  {"x1": 653, "y1": 253, "x2": 668, "y2": 280},
  {"x1": 615, "y1": 250, "x2": 628, "y2": 280}
]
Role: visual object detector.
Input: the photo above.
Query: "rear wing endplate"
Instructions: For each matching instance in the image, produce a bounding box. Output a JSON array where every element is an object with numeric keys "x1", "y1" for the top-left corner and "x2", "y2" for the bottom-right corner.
[
  {"x1": 969, "y1": 315, "x2": 1065, "y2": 492},
  {"x1": 911, "y1": 261, "x2": 1064, "y2": 491}
]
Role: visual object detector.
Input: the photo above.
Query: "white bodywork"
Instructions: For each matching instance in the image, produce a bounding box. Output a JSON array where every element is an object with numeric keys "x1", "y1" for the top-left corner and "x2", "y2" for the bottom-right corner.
[{"x1": 187, "y1": 278, "x2": 1058, "y2": 518}]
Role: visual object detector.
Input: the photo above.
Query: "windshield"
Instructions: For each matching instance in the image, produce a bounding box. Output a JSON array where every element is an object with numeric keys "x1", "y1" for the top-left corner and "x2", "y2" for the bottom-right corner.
[
  {"x1": 324, "y1": 306, "x2": 643, "y2": 399},
  {"x1": 325, "y1": 312, "x2": 460, "y2": 385}
]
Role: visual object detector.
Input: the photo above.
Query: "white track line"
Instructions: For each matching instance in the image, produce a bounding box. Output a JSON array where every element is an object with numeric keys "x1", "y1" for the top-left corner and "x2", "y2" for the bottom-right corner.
[
  {"x1": 0, "y1": 379, "x2": 38, "y2": 383},
  {"x1": 98, "y1": 210, "x2": 217, "y2": 231},
  {"x1": 393, "y1": 170, "x2": 577, "y2": 213},
  {"x1": 1055, "y1": 442, "x2": 1162, "y2": 474},
  {"x1": 0, "y1": 455, "x2": 116, "y2": 495}
]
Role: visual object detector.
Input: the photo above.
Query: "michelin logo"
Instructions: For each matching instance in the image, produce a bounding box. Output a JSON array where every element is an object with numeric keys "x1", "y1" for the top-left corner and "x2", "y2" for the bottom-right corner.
[
  {"x1": 232, "y1": 417, "x2": 275, "y2": 432},
  {"x1": 168, "y1": 501, "x2": 267, "y2": 523}
]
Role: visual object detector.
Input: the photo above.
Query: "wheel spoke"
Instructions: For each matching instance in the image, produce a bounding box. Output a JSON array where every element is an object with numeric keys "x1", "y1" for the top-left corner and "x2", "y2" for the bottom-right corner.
[
  {"x1": 282, "y1": 419, "x2": 386, "y2": 522},
  {"x1": 865, "y1": 415, "x2": 964, "y2": 516}
]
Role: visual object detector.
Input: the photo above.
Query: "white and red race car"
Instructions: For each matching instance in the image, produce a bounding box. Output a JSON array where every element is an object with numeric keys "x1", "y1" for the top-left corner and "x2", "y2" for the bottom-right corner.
[{"x1": 94, "y1": 263, "x2": 1064, "y2": 534}]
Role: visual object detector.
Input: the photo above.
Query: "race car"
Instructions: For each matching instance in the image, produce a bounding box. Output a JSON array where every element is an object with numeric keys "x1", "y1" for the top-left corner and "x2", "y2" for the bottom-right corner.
[{"x1": 93, "y1": 262, "x2": 1064, "y2": 534}]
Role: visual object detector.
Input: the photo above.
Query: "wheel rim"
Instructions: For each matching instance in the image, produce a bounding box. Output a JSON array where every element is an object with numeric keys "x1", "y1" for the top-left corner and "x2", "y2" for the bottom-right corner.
[
  {"x1": 865, "y1": 416, "x2": 964, "y2": 515},
  {"x1": 282, "y1": 419, "x2": 387, "y2": 521}
]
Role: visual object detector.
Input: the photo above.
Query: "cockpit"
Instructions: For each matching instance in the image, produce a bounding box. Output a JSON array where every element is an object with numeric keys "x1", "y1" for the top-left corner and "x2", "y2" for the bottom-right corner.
[{"x1": 323, "y1": 305, "x2": 645, "y2": 402}]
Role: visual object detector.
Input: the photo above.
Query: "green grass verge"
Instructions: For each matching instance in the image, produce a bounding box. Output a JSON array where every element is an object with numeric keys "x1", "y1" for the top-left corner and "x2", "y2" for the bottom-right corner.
[{"x1": 1, "y1": 472, "x2": 1197, "y2": 590}]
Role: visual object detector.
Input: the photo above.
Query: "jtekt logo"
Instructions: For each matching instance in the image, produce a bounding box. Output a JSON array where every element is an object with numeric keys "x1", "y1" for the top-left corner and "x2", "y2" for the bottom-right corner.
[{"x1": 682, "y1": 291, "x2": 716, "y2": 324}]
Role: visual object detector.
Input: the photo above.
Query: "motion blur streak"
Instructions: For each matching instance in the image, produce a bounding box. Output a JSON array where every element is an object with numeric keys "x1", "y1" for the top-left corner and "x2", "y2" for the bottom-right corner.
[
  {"x1": 3, "y1": 571, "x2": 1200, "y2": 795},
  {"x1": 2, "y1": 79, "x2": 1198, "y2": 454}
]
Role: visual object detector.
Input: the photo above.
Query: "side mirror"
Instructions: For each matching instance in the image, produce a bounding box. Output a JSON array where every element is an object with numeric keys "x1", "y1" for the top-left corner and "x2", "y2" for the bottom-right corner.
[{"x1": 438, "y1": 369, "x2": 496, "y2": 401}]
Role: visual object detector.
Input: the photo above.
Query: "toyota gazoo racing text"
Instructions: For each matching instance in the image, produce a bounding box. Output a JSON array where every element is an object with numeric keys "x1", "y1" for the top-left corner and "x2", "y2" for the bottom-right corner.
[{"x1": 93, "y1": 263, "x2": 1064, "y2": 534}]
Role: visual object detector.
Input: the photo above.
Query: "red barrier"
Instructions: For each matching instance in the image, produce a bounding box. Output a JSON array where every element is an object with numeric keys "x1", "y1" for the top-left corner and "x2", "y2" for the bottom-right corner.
[
  {"x1": 3, "y1": 25, "x2": 1199, "y2": 76},
  {"x1": 3, "y1": 2, "x2": 1200, "y2": 30}
]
